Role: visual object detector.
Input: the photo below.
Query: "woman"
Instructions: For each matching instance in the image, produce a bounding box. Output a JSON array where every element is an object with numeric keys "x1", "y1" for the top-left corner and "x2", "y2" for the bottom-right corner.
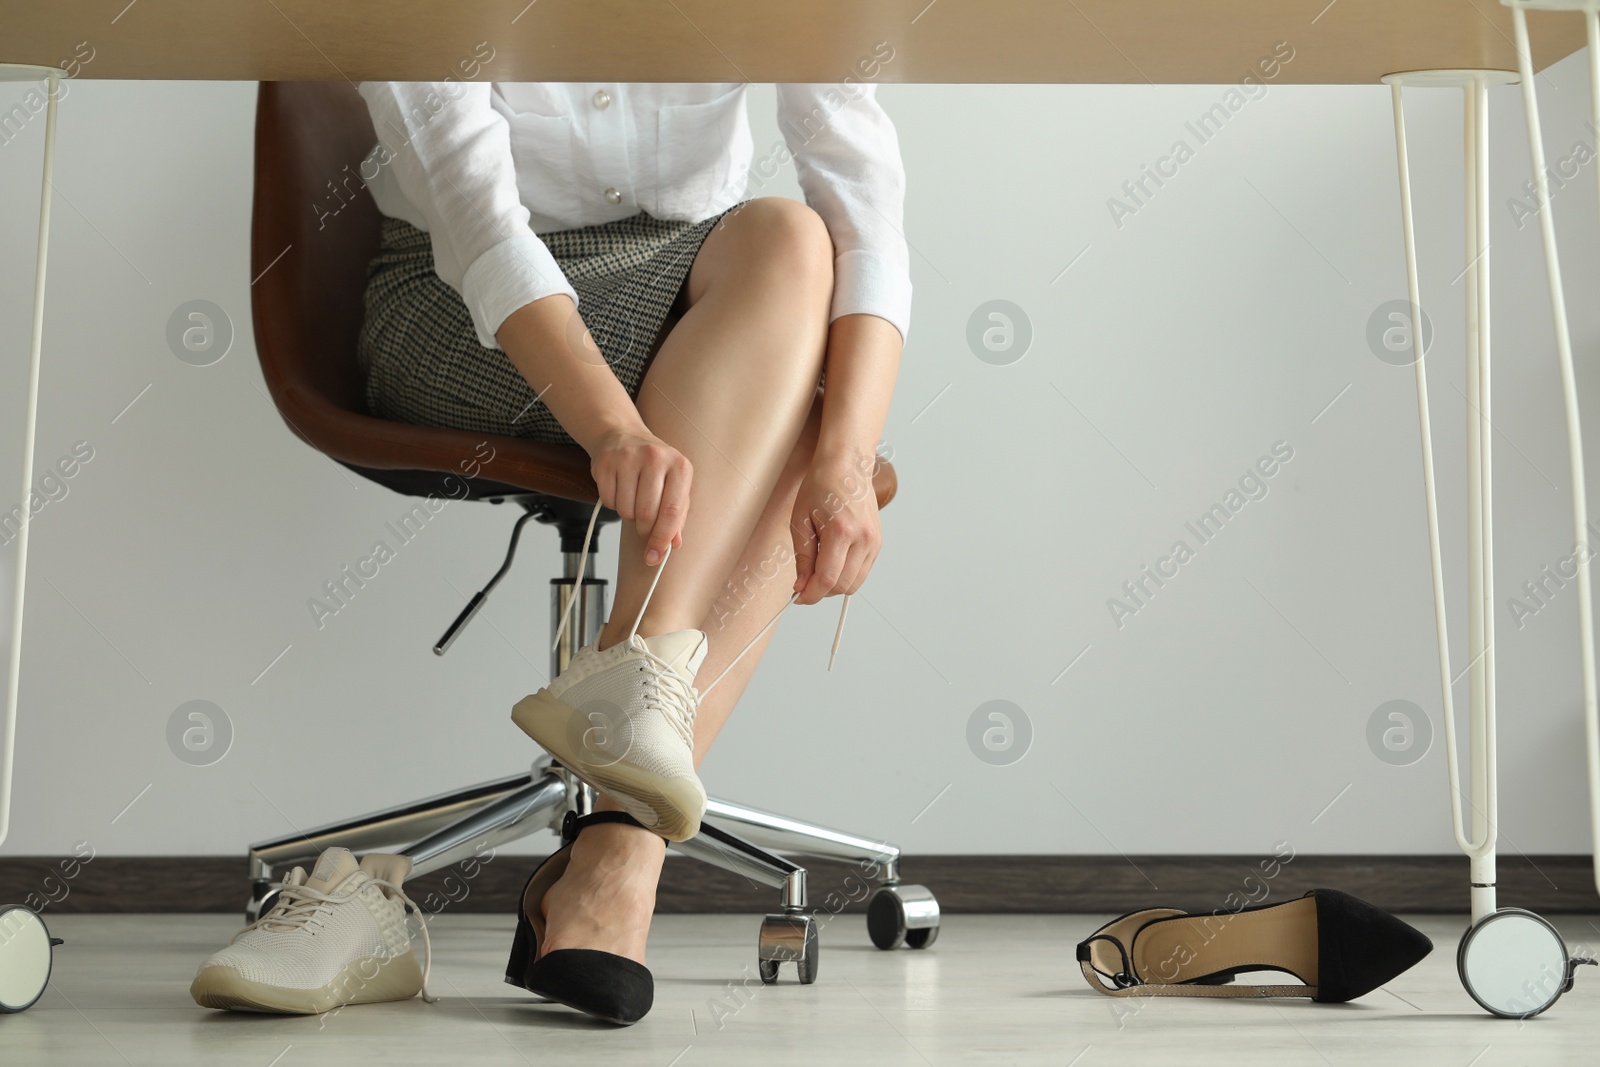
[{"x1": 189, "y1": 75, "x2": 910, "y2": 1023}]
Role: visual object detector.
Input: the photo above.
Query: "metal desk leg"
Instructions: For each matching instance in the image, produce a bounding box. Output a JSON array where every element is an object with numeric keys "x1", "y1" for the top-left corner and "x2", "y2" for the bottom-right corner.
[
  {"x1": 0, "y1": 65, "x2": 63, "y2": 855},
  {"x1": 0, "y1": 63, "x2": 64, "y2": 1017},
  {"x1": 1385, "y1": 67, "x2": 1514, "y2": 926},
  {"x1": 1507, "y1": 0, "x2": 1600, "y2": 908},
  {"x1": 1386, "y1": 3, "x2": 1600, "y2": 1013}
]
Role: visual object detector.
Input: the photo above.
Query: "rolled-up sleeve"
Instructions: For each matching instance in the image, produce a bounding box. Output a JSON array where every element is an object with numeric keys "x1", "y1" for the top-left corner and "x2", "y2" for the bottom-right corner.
[
  {"x1": 775, "y1": 83, "x2": 913, "y2": 345},
  {"x1": 358, "y1": 82, "x2": 579, "y2": 350}
]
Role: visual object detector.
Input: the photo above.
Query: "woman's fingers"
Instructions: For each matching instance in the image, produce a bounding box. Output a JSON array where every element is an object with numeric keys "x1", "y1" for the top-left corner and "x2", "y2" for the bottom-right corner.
[
  {"x1": 836, "y1": 540, "x2": 873, "y2": 597},
  {"x1": 802, "y1": 515, "x2": 881, "y2": 603},
  {"x1": 802, "y1": 520, "x2": 854, "y2": 605},
  {"x1": 850, "y1": 524, "x2": 882, "y2": 594},
  {"x1": 792, "y1": 512, "x2": 819, "y2": 598},
  {"x1": 789, "y1": 461, "x2": 883, "y2": 604},
  {"x1": 611, "y1": 461, "x2": 638, "y2": 524},
  {"x1": 646, "y1": 456, "x2": 691, "y2": 565},
  {"x1": 633, "y1": 456, "x2": 664, "y2": 542},
  {"x1": 593, "y1": 435, "x2": 691, "y2": 566}
]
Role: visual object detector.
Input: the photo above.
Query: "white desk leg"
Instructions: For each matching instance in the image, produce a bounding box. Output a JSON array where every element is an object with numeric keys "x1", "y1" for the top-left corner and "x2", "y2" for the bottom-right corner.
[
  {"x1": 1585, "y1": 0, "x2": 1600, "y2": 907},
  {"x1": 1508, "y1": 2, "x2": 1600, "y2": 900},
  {"x1": 1386, "y1": 71, "x2": 1510, "y2": 924},
  {"x1": 1466, "y1": 75, "x2": 1501, "y2": 922},
  {"x1": 0, "y1": 66, "x2": 61, "y2": 852},
  {"x1": 1388, "y1": 62, "x2": 1600, "y2": 1017}
]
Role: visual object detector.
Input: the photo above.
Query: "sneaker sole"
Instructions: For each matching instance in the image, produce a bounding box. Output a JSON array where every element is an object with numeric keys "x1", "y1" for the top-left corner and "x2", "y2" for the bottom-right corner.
[
  {"x1": 511, "y1": 690, "x2": 705, "y2": 842},
  {"x1": 190, "y1": 951, "x2": 424, "y2": 1014}
]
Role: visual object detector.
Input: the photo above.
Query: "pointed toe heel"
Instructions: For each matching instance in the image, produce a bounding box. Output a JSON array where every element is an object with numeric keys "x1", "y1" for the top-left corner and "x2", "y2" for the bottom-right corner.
[
  {"x1": 503, "y1": 809, "x2": 662, "y2": 1023},
  {"x1": 1311, "y1": 887, "x2": 1433, "y2": 1003},
  {"x1": 524, "y1": 948, "x2": 654, "y2": 1025},
  {"x1": 1077, "y1": 887, "x2": 1433, "y2": 1003}
]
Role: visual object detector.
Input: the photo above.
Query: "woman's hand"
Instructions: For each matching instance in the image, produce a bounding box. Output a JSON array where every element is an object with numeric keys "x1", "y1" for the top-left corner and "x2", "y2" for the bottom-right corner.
[
  {"x1": 791, "y1": 447, "x2": 882, "y2": 605},
  {"x1": 498, "y1": 296, "x2": 691, "y2": 567},
  {"x1": 591, "y1": 425, "x2": 693, "y2": 566}
]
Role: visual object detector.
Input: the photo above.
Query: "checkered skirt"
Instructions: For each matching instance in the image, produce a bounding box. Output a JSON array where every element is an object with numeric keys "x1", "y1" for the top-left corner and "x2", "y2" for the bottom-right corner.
[{"x1": 357, "y1": 207, "x2": 744, "y2": 445}]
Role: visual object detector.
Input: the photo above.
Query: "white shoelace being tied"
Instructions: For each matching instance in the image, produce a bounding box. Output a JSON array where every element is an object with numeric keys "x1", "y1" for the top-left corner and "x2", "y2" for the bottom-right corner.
[
  {"x1": 637, "y1": 638, "x2": 699, "y2": 747},
  {"x1": 551, "y1": 498, "x2": 852, "y2": 695},
  {"x1": 237, "y1": 872, "x2": 438, "y2": 1004}
]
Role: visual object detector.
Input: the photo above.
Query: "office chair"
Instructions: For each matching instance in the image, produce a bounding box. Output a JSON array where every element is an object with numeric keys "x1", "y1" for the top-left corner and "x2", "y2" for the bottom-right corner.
[{"x1": 244, "y1": 82, "x2": 939, "y2": 984}]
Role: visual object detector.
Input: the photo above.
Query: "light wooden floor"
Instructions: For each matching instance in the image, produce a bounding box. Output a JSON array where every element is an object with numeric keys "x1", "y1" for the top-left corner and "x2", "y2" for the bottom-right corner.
[{"x1": 4, "y1": 913, "x2": 1598, "y2": 1065}]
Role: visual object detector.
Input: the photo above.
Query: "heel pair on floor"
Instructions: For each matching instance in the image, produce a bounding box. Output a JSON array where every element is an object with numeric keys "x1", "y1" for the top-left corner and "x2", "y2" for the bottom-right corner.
[{"x1": 503, "y1": 878, "x2": 1438, "y2": 1025}]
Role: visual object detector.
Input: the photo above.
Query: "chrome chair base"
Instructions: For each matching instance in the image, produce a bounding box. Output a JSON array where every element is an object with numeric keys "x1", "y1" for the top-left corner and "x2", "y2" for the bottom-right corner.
[
  {"x1": 245, "y1": 758, "x2": 940, "y2": 979},
  {"x1": 244, "y1": 515, "x2": 939, "y2": 980}
]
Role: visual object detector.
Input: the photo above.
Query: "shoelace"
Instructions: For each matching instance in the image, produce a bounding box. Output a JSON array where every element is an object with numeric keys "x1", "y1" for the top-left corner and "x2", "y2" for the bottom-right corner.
[
  {"x1": 633, "y1": 636, "x2": 700, "y2": 747},
  {"x1": 238, "y1": 872, "x2": 439, "y2": 1004},
  {"x1": 552, "y1": 498, "x2": 852, "y2": 695}
]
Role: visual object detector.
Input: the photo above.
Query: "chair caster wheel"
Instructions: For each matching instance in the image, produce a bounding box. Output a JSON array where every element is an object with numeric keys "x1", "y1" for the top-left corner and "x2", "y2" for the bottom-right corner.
[
  {"x1": 0, "y1": 905, "x2": 63, "y2": 1013},
  {"x1": 245, "y1": 882, "x2": 282, "y2": 925},
  {"x1": 757, "y1": 912, "x2": 818, "y2": 985},
  {"x1": 1458, "y1": 908, "x2": 1596, "y2": 1018},
  {"x1": 867, "y1": 884, "x2": 940, "y2": 950}
]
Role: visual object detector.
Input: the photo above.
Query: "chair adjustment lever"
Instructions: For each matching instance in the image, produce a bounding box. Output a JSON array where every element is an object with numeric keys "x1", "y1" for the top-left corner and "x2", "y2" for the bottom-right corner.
[{"x1": 433, "y1": 510, "x2": 540, "y2": 655}]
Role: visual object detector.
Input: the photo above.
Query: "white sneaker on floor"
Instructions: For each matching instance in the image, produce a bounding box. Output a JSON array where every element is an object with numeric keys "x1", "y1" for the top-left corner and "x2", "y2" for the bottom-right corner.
[
  {"x1": 513, "y1": 628, "x2": 710, "y2": 842},
  {"x1": 190, "y1": 847, "x2": 435, "y2": 1014}
]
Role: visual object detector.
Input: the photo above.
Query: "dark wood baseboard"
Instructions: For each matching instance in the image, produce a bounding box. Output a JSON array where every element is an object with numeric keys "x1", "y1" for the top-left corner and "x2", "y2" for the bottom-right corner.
[{"x1": 3, "y1": 854, "x2": 1595, "y2": 916}]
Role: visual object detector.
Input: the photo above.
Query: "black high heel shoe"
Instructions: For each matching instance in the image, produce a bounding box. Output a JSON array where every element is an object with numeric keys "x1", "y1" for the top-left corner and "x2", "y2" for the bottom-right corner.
[
  {"x1": 1077, "y1": 888, "x2": 1433, "y2": 1002},
  {"x1": 504, "y1": 809, "x2": 660, "y2": 1025}
]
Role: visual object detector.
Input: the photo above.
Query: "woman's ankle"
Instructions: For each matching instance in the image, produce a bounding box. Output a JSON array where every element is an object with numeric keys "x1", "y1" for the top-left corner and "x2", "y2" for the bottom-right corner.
[
  {"x1": 582, "y1": 800, "x2": 669, "y2": 863},
  {"x1": 572, "y1": 819, "x2": 667, "y2": 868}
]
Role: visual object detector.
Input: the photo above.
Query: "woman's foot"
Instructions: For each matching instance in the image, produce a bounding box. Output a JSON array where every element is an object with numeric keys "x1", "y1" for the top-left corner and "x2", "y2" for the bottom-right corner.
[{"x1": 537, "y1": 817, "x2": 666, "y2": 965}]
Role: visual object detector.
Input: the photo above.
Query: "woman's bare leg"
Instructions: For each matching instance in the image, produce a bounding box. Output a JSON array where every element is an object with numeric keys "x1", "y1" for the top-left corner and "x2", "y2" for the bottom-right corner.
[
  {"x1": 540, "y1": 199, "x2": 834, "y2": 963},
  {"x1": 597, "y1": 199, "x2": 833, "y2": 649},
  {"x1": 689, "y1": 391, "x2": 823, "y2": 764},
  {"x1": 535, "y1": 400, "x2": 822, "y2": 965}
]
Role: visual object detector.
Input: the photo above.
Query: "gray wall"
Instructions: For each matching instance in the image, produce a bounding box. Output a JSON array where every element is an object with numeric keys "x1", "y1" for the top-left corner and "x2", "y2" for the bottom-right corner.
[{"x1": 2, "y1": 59, "x2": 1599, "y2": 864}]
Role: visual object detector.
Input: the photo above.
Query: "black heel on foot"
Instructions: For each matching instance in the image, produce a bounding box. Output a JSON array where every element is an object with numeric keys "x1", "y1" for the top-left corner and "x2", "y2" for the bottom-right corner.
[{"x1": 503, "y1": 810, "x2": 660, "y2": 1025}]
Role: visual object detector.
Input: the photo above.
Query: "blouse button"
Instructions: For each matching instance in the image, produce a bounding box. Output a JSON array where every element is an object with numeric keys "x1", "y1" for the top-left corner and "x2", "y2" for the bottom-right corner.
[
  {"x1": 604, "y1": 186, "x2": 622, "y2": 205},
  {"x1": 592, "y1": 90, "x2": 612, "y2": 110}
]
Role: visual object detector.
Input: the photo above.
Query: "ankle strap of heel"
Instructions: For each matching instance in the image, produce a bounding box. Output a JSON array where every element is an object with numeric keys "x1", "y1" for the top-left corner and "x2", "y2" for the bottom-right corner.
[{"x1": 560, "y1": 809, "x2": 669, "y2": 845}]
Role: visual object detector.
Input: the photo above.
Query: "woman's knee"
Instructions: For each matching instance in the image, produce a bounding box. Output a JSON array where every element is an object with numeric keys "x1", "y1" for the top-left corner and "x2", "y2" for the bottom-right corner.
[
  {"x1": 690, "y1": 197, "x2": 835, "y2": 304},
  {"x1": 740, "y1": 197, "x2": 834, "y2": 277}
]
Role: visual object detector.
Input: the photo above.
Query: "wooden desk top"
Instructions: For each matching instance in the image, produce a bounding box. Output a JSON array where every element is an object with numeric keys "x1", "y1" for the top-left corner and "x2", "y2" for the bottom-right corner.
[{"x1": 3, "y1": 0, "x2": 1589, "y2": 84}]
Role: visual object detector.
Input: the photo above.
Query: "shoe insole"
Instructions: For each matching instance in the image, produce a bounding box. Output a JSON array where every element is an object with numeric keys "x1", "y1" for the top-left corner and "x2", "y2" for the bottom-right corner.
[{"x1": 1130, "y1": 896, "x2": 1319, "y2": 987}]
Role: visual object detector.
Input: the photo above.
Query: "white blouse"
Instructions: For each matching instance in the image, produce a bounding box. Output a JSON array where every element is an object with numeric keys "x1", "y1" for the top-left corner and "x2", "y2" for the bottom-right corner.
[{"x1": 357, "y1": 82, "x2": 913, "y2": 351}]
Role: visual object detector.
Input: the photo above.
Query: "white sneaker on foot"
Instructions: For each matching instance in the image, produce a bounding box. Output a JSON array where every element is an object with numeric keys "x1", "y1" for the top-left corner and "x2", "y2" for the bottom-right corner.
[
  {"x1": 190, "y1": 847, "x2": 435, "y2": 1014},
  {"x1": 513, "y1": 501, "x2": 849, "y2": 842},
  {"x1": 513, "y1": 628, "x2": 710, "y2": 841}
]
